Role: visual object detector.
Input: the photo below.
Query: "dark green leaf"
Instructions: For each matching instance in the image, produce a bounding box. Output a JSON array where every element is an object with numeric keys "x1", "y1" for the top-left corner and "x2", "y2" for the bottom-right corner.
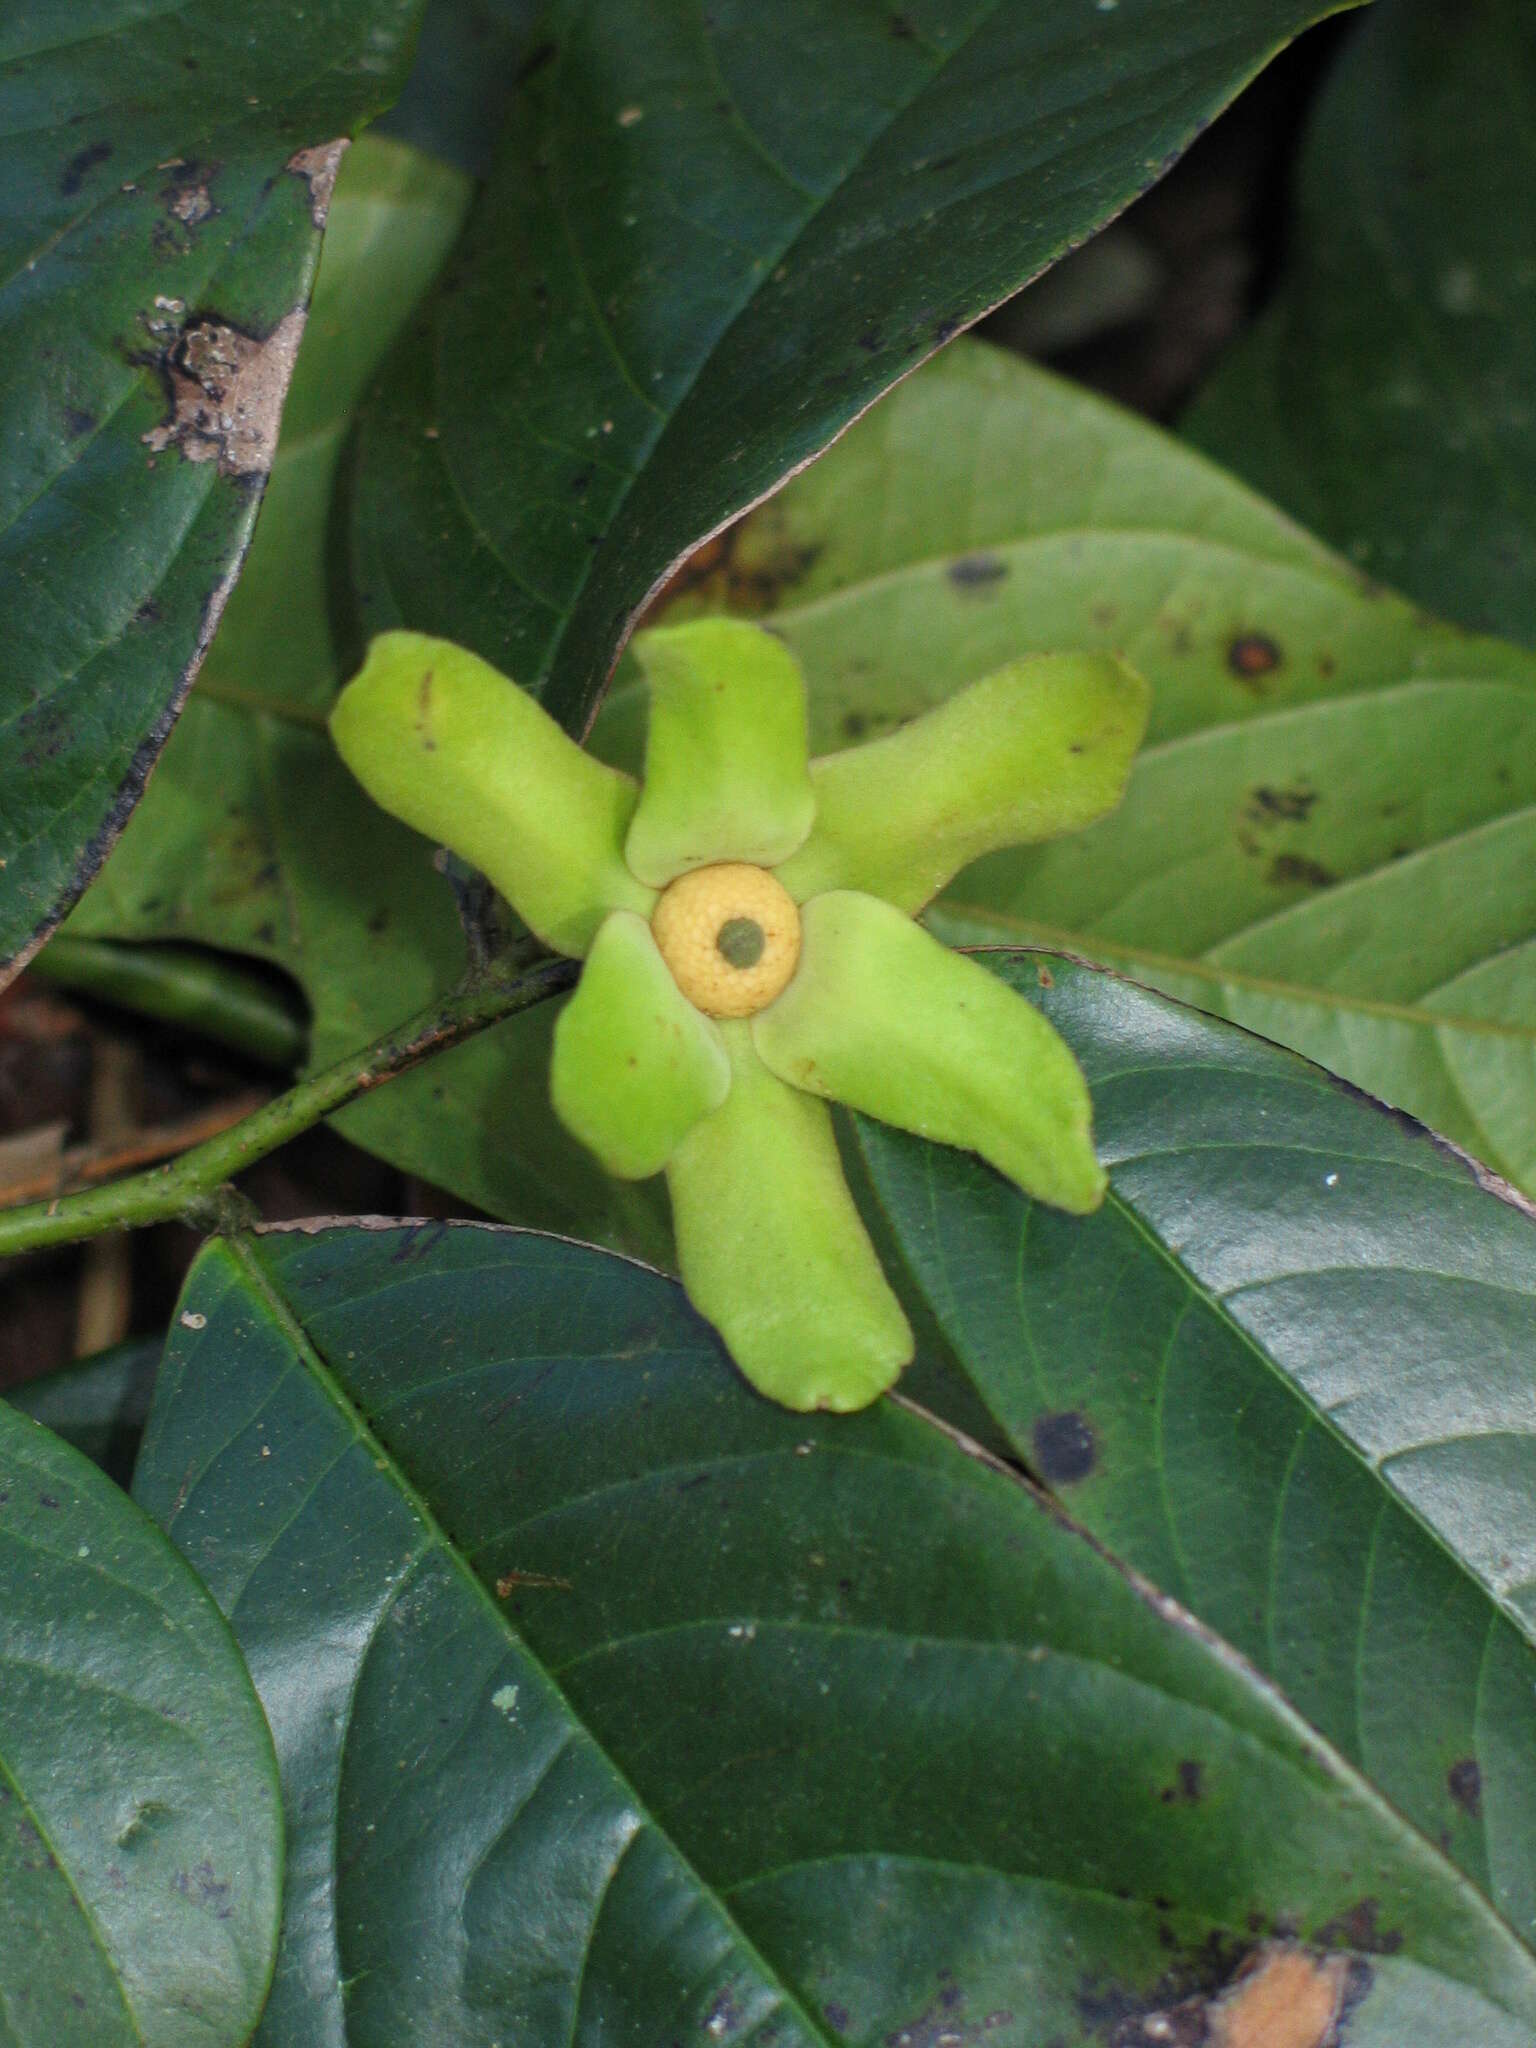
[
  {"x1": 8, "y1": 1335, "x2": 161, "y2": 1486},
  {"x1": 0, "y1": 0, "x2": 424, "y2": 987},
  {"x1": 133, "y1": 1214, "x2": 1536, "y2": 2043},
  {"x1": 0, "y1": 1398, "x2": 281, "y2": 2044},
  {"x1": 375, "y1": 0, "x2": 540, "y2": 175},
  {"x1": 349, "y1": 0, "x2": 1361, "y2": 737},
  {"x1": 58, "y1": 135, "x2": 669, "y2": 1257},
  {"x1": 1185, "y1": 0, "x2": 1536, "y2": 642},
  {"x1": 853, "y1": 950, "x2": 1536, "y2": 1949},
  {"x1": 607, "y1": 338, "x2": 1536, "y2": 1193}
]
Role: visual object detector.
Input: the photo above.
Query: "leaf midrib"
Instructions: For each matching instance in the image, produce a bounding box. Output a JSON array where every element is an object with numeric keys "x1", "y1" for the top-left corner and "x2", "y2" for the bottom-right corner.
[
  {"x1": 518, "y1": 0, "x2": 993, "y2": 709},
  {"x1": 858, "y1": 1067, "x2": 1536, "y2": 1722},
  {"x1": 219, "y1": 1232, "x2": 837, "y2": 2048},
  {"x1": 1099, "y1": 1170, "x2": 1536, "y2": 1669},
  {"x1": 0, "y1": 1742, "x2": 143, "y2": 2044}
]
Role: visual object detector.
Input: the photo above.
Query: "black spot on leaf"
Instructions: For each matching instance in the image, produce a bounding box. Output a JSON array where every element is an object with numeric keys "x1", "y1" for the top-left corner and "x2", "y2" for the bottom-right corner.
[
  {"x1": 1159, "y1": 1758, "x2": 1204, "y2": 1805},
  {"x1": 1031, "y1": 1410, "x2": 1097, "y2": 1483},
  {"x1": 1315, "y1": 1898, "x2": 1403, "y2": 1956},
  {"x1": 516, "y1": 39, "x2": 556, "y2": 84},
  {"x1": 702, "y1": 1989, "x2": 740, "y2": 2037},
  {"x1": 1226, "y1": 633, "x2": 1282, "y2": 684},
  {"x1": 1447, "y1": 1757, "x2": 1483, "y2": 1819},
  {"x1": 61, "y1": 140, "x2": 112, "y2": 196},
  {"x1": 1246, "y1": 784, "x2": 1316, "y2": 824},
  {"x1": 1268, "y1": 853, "x2": 1335, "y2": 889},
  {"x1": 947, "y1": 554, "x2": 1007, "y2": 591},
  {"x1": 388, "y1": 1219, "x2": 449, "y2": 1265},
  {"x1": 882, "y1": 1978, "x2": 1011, "y2": 2046}
]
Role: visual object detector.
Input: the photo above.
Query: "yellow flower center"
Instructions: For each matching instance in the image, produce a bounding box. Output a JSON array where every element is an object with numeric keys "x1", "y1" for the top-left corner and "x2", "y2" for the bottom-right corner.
[{"x1": 651, "y1": 863, "x2": 801, "y2": 1019}]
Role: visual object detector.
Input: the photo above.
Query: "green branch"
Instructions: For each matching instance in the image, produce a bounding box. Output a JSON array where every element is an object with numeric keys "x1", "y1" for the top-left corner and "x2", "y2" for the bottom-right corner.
[{"x1": 0, "y1": 952, "x2": 577, "y2": 1260}]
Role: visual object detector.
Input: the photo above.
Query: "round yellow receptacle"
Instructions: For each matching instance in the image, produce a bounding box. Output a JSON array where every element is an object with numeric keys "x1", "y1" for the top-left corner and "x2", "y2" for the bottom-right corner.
[{"x1": 652, "y1": 863, "x2": 801, "y2": 1019}]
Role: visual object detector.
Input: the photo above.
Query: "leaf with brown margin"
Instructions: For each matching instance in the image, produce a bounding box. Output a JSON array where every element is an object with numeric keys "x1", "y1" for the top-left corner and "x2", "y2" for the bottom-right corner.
[
  {"x1": 57, "y1": 135, "x2": 668, "y2": 1258},
  {"x1": 347, "y1": 0, "x2": 1364, "y2": 737},
  {"x1": 0, "y1": 0, "x2": 423, "y2": 989}
]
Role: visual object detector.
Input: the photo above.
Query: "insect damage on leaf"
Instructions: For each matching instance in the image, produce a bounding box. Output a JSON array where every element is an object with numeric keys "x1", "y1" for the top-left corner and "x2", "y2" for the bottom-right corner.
[
  {"x1": 285, "y1": 139, "x2": 348, "y2": 227},
  {"x1": 1117, "y1": 1944, "x2": 1357, "y2": 2048},
  {"x1": 143, "y1": 310, "x2": 307, "y2": 477},
  {"x1": 1207, "y1": 1946, "x2": 1355, "y2": 2048}
]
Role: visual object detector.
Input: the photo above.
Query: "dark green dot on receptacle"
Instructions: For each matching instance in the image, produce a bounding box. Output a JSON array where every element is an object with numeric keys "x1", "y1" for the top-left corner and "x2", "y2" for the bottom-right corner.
[{"x1": 716, "y1": 917, "x2": 765, "y2": 969}]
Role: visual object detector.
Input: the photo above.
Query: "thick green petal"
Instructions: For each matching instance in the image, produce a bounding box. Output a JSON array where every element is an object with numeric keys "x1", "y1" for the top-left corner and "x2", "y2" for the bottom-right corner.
[
  {"x1": 330, "y1": 631, "x2": 654, "y2": 955},
  {"x1": 667, "y1": 1024, "x2": 912, "y2": 1412},
  {"x1": 777, "y1": 652, "x2": 1149, "y2": 912},
  {"x1": 550, "y1": 913, "x2": 731, "y2": 1179},
  {"x1": 624, "y1": 620, "x2": 815, "y2": 886},
  {"x1": 754, "y1": 891, "x2": 1106, "y2": 1213}
]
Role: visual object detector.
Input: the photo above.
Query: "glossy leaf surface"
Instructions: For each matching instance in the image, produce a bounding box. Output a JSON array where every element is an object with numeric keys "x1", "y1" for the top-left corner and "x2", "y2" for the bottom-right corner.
[
  {"x1": 0, "y1": 0, "x2": 423, "y2": 986},
  {"x1": 611, "y1": 339, "x2": 1536, "y2": 1191},
  {"x1": 0, "y1": 1398, "x2": 281, "y2": 2044},
  {"x1": 136, "y1": 1211, "x2": 1536, "y2": 2044},
  {"x1": 1186, "y1": 0, "x2": 1536, "y2": 644},
  {"x1": 7, "y1": 1336, "x2": 161, "y2": 1486},
  {"x1": 348, "y1": 0, "x2": 1359, "y2": 737},
  {"x1": 853, "y1": 950, "x2": 1536, "y2": 1947}
]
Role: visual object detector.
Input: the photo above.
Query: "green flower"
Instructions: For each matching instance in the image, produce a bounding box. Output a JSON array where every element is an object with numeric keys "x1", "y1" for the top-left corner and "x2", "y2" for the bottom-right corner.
[{"x1": 330, "y1": 619, "x2": 1148, "y2": 1411}]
